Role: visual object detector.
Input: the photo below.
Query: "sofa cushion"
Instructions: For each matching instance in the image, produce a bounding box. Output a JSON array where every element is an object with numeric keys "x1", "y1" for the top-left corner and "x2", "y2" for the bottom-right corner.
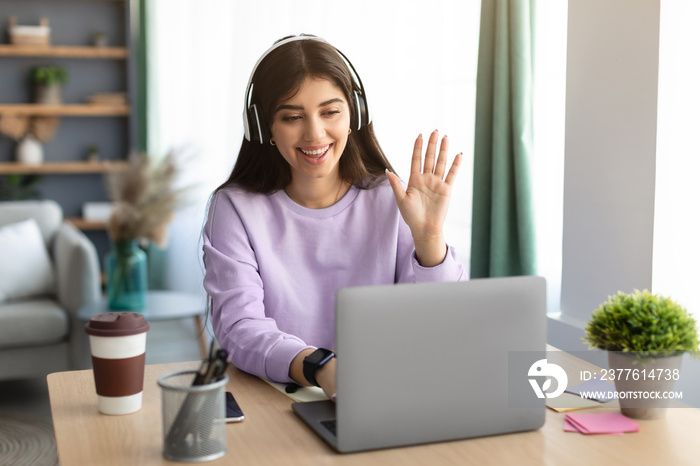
[
  {"x1": 0, "y1": 298, "x2": 69, "y2": 349},
  {"x1": 0, "y1": 219, "x2": 56, "y2": 303},
  {"x1": 0, "y1": 200, "x2": 62, "y2": 245}
]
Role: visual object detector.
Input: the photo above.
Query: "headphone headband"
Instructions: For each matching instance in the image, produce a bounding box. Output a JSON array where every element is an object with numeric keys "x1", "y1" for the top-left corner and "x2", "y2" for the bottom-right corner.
[{"x1": 243, "y1": 34, "x2": 370, "y2": 143}]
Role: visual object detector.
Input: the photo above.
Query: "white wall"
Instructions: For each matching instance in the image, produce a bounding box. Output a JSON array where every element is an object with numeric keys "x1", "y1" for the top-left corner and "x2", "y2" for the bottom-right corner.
[{"x1": 559, "y1": 0, "x2": 660, "y2": 325}]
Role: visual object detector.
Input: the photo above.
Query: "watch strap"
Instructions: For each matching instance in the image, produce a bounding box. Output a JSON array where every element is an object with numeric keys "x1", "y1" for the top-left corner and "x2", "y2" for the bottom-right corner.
[{"x1": 303, "y1": 348, "x2": 335, "y2": 387}]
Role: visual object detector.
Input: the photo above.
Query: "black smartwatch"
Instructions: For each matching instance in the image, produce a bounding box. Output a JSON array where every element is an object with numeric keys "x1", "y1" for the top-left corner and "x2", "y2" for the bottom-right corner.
[{"x1": 303, "y1": 348, "x2": 335, "y2": 387}]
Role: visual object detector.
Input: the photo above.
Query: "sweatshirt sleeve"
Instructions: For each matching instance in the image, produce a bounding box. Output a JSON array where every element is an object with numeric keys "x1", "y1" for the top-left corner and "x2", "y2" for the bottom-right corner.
[
  {"x1": 395, "y1": 215, "x2": 467, "y2": 284},
  {"x1": 202, "y1": 192, "x2": 312, "y2": 383}
]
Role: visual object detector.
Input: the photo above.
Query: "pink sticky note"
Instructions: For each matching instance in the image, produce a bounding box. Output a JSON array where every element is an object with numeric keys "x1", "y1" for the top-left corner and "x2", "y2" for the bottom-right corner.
[
  {"x1": 563, "y1": 418, "x2": 580, "y2": 432},
  {"x1": 564, "y1": 412, "x2": 639, "y2": 435},
  {"x1": 565, "y1": 415, "x2": 593, "y2": 433}
]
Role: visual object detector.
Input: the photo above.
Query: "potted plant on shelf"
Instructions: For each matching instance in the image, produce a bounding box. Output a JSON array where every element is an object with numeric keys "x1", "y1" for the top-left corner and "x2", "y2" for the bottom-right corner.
[
  {"x1": 93, "y1": 31, "x2": 108, "y2": 47},
  {"x1": 30, "y1": 65, "x2": 68, "y2": 104},
  {"x1": 584, "y1": 290, "x2": 699, "y2": 419},
  {"x1": 0, "y1": 174, "x2": 41, "y2": 201},
  {"x1": 86, "y1": 144, "x2": 100, "y2": 162}
]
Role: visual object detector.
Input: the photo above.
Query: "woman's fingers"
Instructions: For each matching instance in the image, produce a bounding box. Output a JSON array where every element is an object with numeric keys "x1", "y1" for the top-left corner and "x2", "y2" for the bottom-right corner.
[
  {"x1": 410, "y1": 134, "x2": 423, "y2": 175},
  {"x1": 444, "y1": 152, "x2": 463, "y2": 186},
  {"x1": 409, "y1": 130, "x2": 458, "y2": 181},
  {"x1": 386, "y1": 169, "x2": 406, "y2": 204},
  {"x1": 434, "y1": 135, "x2": 449, "y2": 179},
  {"x1": 423, "y1": 130, "x2": 439, "y2": 175}
]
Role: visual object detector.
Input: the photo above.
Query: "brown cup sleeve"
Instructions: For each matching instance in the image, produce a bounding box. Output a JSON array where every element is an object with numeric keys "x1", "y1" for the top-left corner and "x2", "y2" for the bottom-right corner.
[{"x1": 92, "y1": 354, "x2": 146, "y2": 397}]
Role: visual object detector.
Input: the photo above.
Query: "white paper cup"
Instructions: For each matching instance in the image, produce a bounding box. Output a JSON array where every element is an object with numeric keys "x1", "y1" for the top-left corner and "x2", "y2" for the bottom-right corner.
[{"x1": 85, "y1": 313, "x2": 150, "y2": 415}]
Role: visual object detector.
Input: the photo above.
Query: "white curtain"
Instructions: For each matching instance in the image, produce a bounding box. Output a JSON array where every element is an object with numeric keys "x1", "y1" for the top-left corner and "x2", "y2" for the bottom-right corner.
[
  {"x1": 149, "y1": 0, "x2": 481, "y2": 293},
  {"x1": 532, "y1": 0, "x2": 568, "y2": 314}
]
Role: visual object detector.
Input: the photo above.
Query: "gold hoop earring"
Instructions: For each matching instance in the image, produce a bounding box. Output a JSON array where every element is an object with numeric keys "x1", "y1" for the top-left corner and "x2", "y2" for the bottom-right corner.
[{"x1": 270, "y1": 138, "x2": 276, "y2": 146}]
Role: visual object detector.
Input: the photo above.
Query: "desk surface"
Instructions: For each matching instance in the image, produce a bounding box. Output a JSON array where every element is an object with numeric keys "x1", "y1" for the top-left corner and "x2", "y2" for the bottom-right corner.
[
  {"x1": 77, "y1": 290, "x2": 204, "y2": 321},
  {"x1": 47, "y1": 350, "x2": 700, "y2": 465}
]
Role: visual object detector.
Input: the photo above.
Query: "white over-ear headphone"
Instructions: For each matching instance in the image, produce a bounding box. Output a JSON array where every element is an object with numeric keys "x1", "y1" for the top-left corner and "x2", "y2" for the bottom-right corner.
[{"x1": 242, "y1": 35, "x2": 371, "y2": 144}]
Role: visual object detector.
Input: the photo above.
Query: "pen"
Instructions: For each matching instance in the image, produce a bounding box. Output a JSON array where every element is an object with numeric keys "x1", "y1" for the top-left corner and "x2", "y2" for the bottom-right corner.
[
  {"x1": 193, "y1": 340, "x2": 217, "y2": 385},
  {"x1": 212, "y1": 350, "x2": 229, "y2": 382},
  {"x1": 201, "y1": 359, "x2": 221, "y2": 385}
]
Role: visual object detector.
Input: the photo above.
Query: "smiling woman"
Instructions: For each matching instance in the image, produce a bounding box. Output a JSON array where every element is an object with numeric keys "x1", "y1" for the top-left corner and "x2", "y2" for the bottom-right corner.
[{"x1": 201, "y1": 35, "x2": 465, "y2": 400}]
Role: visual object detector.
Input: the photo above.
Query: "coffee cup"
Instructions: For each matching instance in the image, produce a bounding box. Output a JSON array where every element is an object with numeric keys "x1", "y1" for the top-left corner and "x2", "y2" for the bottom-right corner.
[{"x1": 85, "y1": 312, "x2": 150, "y2": 415}]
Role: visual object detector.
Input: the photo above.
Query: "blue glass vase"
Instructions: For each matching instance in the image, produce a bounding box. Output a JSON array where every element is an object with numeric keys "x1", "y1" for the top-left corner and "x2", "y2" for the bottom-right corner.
[{"x1": 105, "y1": 240, "x2": 147, "y2": 310}]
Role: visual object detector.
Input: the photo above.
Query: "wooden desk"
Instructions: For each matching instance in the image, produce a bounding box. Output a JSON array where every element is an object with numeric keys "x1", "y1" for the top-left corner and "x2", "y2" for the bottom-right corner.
[{"x1": 47, "y1": 351, "x2": 700, "y2": 465}]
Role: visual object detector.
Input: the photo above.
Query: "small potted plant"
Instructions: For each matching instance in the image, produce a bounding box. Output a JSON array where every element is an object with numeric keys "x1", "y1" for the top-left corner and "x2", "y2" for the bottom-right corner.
[
  {"x1": 0, "y1": 174, "x2": 41, "y2": 201},
  {"x1": 30, "y1": 65, "x2": 69, "y2": 104},
  {"x1": 93, "y1": 31, "x2": 108, "y2": 47},
  {"x1": 584, "y1": 290, "x2": 699, "y2": 419},
  {"x1": 86, "y1": 144, "x2": 100, "y2": 162}
]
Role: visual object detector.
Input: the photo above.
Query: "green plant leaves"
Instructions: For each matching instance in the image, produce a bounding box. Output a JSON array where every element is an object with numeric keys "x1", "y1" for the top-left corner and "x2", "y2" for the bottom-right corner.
[
  {"x1": 0, "y1": 174, "x2": 42, "y2": 200},
  {"x1": 584, "y1": 290, "x2": 699, "y2": 358},
  {"x1": 30, "y1": 65, "x2": 69, "y2": 86}
]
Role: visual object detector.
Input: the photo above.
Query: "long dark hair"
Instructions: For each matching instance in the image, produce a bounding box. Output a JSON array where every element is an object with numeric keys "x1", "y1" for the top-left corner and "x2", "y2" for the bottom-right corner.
[{"x1": 217, "y1": 37, "x2": 395, "y2": 194}]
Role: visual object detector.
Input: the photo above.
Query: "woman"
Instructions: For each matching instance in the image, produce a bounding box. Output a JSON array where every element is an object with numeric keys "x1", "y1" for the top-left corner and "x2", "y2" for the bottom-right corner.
[{"x1": 203, "y1": 35, "x2": 465, "y2": 399}]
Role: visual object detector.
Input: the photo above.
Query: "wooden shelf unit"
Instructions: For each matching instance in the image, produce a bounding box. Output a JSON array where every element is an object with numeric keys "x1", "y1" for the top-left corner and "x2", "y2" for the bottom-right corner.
[
  {"x1": 0, "y1": 2, "x2": 133, "y2": 245},
  {"x1": 0, "y1": 161, "x2": 128, "y2": 175},
  {"x1": 0, "y1": 44, "x2": 128, "y2": 59},
  {"x1": 0, "y1": 104, "x2": 130, "y2": 116},
  {"x1": 66, "y1": 217, "x2": 107, "y2": 230}
]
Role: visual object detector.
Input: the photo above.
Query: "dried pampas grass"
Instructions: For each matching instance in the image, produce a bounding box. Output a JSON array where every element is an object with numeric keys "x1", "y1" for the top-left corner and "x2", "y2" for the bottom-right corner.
[{"x1": 106, "y1": 151, "x2": 189, "y2": 247}]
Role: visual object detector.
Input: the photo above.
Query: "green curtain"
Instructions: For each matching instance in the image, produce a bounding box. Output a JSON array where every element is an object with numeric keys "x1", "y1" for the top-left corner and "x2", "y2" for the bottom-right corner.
[
  {"x1": 136, "y1": 0, "x2": 149, "y2": 154},
  {"x1": 134, "y1": 0, "x2": 167, "y2": 289},
  {"x1": 470, "y1": 0, "x2": 537, "y2": 278}
]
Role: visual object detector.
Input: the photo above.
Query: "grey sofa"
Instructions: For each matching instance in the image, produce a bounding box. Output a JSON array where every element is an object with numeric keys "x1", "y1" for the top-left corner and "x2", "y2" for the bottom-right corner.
[{"x1": 0, "y1": 200, "x2": 101, "y2": 380}]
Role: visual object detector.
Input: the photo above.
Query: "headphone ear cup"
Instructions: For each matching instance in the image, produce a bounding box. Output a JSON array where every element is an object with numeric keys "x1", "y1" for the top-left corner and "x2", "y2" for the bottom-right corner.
[
  {"x1": 353, "y1": 90, "x2": 369, "y2": 130},
  {"x1": 247, "y1": 104, "x2": 268, "y2": 143}
]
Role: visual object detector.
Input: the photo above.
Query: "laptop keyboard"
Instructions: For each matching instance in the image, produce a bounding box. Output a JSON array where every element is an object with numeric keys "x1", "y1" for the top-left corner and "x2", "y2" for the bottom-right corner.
[{"x1": 320, "y1": 419, "x2": 337, "y2": 436}]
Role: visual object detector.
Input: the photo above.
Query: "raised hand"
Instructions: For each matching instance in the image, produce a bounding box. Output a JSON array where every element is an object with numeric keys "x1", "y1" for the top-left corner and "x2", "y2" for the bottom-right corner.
[{"x1": 386, "y1": 130, "x2": 462, "y2": 267}]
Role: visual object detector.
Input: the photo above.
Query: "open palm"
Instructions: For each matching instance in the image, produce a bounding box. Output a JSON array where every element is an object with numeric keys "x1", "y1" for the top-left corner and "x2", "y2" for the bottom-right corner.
[{"x1": 387, "y1": 130, "x2": 462, "y2": 242}]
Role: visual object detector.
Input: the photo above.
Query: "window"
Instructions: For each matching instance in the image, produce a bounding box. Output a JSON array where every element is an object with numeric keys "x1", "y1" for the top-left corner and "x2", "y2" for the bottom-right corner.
[
  {"x1": 654, "y1": 0, "x2": 700, "y2": 317},
  {"x1": 533, "y1": 0, "x2": 568, "y2": 314}
]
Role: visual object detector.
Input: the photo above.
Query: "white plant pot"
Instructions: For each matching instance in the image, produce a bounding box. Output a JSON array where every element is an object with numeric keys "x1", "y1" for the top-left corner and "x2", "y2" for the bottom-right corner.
[
  {"x1": 15, "y1": 135, "x2": 44, "y2": 164},
  {"x1": 608, "y1": 351, "x2": 683, "y2": 420}
]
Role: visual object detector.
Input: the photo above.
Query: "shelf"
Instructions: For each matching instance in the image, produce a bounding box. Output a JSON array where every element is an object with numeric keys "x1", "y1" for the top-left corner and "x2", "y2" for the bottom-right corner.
[
  {"x1": 66, "y1": 217, "x2": 107, "y2": 230},
  {"x1": 0, "y1": 44, "x2": 128, "y2": 59},
  {"x1": 0, "y1": 161, "x2": 128, "y2": 175},
  {"x1": 0, "y1": 104, "x2": 130, "y2": 116}
]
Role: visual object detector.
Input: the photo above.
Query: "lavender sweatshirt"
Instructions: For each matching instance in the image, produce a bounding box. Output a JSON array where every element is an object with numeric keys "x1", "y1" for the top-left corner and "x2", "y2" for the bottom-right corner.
[{"x1": 202, "y1": 180, "x2": 466, "y2": 383}]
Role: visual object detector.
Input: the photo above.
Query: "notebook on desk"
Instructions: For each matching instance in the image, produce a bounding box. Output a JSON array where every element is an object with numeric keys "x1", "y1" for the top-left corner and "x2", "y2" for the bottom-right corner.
[{"x1": 292, "y1": 276, "x2": 547, "y2": 453}]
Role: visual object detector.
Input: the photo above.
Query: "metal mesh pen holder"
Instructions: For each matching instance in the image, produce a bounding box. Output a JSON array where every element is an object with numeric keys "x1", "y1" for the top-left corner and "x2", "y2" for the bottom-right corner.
[{"x1": 158, "y1": 370, "x2": 228, "y2": 462}]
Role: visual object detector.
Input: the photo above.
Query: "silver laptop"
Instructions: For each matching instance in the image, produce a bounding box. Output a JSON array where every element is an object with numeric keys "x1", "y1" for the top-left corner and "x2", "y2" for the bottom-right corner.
[{"x1": 292, "y1": 276, "x2": 547, "y2": 453}]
